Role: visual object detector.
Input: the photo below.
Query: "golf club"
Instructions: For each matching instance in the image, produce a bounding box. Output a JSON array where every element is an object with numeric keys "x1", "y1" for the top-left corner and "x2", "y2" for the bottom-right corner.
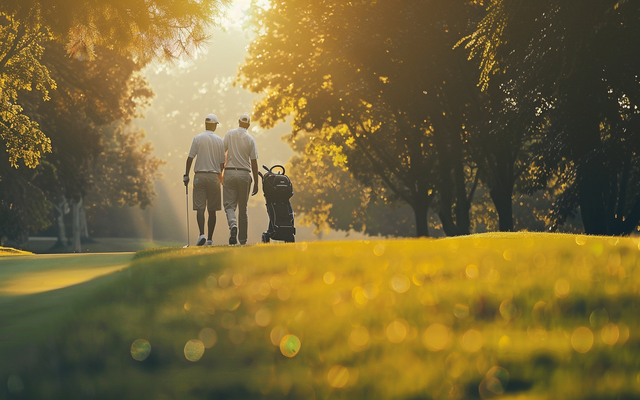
[{"x1": 183, "y1": 184, "x2": 190, "y2": 248}]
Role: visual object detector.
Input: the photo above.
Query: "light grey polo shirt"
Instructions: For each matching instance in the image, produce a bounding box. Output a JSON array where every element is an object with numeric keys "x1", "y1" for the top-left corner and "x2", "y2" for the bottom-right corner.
[
  {"x1": 223, "y1": 127, "x2": 258, "y2": 171},
  {"x1": 188, "y1": 131, "x2": 225, "y2": 173}
]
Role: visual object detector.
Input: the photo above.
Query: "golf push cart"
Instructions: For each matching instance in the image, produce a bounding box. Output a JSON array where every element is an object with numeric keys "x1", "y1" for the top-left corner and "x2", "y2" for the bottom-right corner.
[{"x1": 258, "y1": 164, "x2": 295, "y2": 243}]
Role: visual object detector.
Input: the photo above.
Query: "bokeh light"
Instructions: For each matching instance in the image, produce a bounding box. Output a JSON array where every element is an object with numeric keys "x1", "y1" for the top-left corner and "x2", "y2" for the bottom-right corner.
[
  {"x1": 479, "y1": 366, "x2": 509, "y2": 399},
  {"x1": 327, "y1": 365, "x2": 349, "y2": 388},
  {"x1": 390, "y1": 274, "x2": 410, "y2": 293},
  {"x1": 462, "y1": 329, "x2": 483, "y2": 352},
  {"x1": 601, "y1": 323, "x2": 620, "y2": 345},
  {"x1": 445, "y1": 352, "x2": 468, "y2": 378},
  {"x1": 130, "y1": 339, "x2": 151, "y2": 361},
  {"x1": 255, "y1": 306, "x2": 272, "y2": 327},
  {"x1": 422, "y1": 323, "x2": 451, "y2": 351},
  {"x1": 465, "y1": 264, "x2": 479, "y2": 279},
  {"x1": 323, "y1": 272, "x2": 335, "y2": 284},
  {"x1": 229, "y1": 326, "x2": 246, "y2": 345},
  {"x1": 571, "y1": 327, "x2": 594, "y2": 353},
  {"x1": 554, "y1": 278, "x2": 570, "y2": 298},
  {"x1": 279, "y1": 334, "x2": 301, "y2": 357},
  {"x1": 363, "y1": 283, "x2": 379, "y2": 300},
  {"x1": 373, "y1": 244, "x2": 385, "y2": 256},
  {"x1": 454, "y1": 304, "x2": 470, "y2": 319},
  {"x1": 198, "y1": 328, "x2": 217, "y2": 348},
  {"x1": 270, "y1": 325, "x2": 288, "y2": 346},
  {"x1": 348, "y1": 326, "x2": 370, "y2": 352},
  {"x1": 184, "y1": 339, "x2": 205, "y2": 362},
  {"x1": 499, "y1": 299, "x2": 517, "y2": 321},
  {"x1": 386, "y1": 319, "x2": 407, "y2": 343}
]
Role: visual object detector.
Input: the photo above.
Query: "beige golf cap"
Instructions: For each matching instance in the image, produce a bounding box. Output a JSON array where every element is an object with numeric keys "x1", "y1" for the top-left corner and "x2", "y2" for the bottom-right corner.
[
  {"x1": 239, "y1": 113, "x2": 251, "y2": 124},
  {"x1": 205, "y1": 113, "x2": 219, "y2": 124}
]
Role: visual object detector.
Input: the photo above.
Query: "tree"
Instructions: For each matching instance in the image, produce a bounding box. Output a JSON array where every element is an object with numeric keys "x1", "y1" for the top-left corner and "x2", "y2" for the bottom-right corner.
[
  {"x1": 461, "y1": 0, "x2": 640, "y2": 235},
  {"x1": 240, "y1": 0, "x2": 486, "y2": 237},
  {"x1": 284, "y1": 132, "x2": 417, "y2": 237},
  {"x1": 1, "y1": 0, "x2": 228, "y2": 168}
]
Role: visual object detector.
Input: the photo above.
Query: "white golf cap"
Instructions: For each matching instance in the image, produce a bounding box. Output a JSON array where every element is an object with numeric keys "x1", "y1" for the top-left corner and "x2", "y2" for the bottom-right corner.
[
  {"x1": 205, "y1": 113, "x2": 219, "y2": 124},
  {"x1": 239, "y1": 113, "x2": 251, "y2": 124}
]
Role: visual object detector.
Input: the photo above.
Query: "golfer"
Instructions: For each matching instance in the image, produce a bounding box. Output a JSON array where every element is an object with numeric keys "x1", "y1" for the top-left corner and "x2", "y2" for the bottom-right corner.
[
  {"x1": 183, "y1": 113, "x2": 226, "y2": 246},
  {"x1": 223, "y1": 113, "x2": 259, "y2": 245}
]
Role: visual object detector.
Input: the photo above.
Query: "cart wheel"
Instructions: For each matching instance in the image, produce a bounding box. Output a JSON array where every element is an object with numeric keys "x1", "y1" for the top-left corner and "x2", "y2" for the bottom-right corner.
[{"x1": 262, "y1": 232, "x2": 271, "y2": 243}]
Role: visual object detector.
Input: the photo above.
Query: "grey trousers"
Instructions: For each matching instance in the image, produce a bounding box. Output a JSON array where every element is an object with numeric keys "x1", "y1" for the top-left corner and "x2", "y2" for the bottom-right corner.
[{"x1": 223, "y1": 170, "x2": 252, "y2": 244}]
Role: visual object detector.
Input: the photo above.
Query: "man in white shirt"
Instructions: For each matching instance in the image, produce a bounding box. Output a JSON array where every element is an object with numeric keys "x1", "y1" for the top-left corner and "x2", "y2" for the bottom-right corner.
[
  {"x1": 223, "y1": 113, "x2": 259, "y2": 245},
  {"x1": 183, "y1": 113, "x2": 226, "y2": 246}
]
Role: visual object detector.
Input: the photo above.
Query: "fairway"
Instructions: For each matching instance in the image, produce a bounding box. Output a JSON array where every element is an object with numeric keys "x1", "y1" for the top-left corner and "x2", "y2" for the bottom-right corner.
[{"x1": 1, "y1": 233, "x2": 640, "y2": 399}]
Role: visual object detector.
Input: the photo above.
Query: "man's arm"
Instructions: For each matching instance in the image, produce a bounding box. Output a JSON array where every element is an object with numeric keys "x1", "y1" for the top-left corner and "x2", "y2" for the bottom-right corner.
[
  {"x1": 219, "y1": 162, "x2": 225, "y2": 183},
  {"x1": 251, "y1": 159, "x2": 259, "y2": 196},
  {"x1": 184, "y1": 157, "x2": 194, "y2": 186}
]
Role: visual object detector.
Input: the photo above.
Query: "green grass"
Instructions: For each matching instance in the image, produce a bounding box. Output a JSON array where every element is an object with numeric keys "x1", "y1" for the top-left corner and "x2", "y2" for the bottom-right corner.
[
  {"x1": 1, "y1": 233, "x2": 640, "y2": 399},
  {"x1": 23, "y1": 237, "x2": 184, "y2": 254}
]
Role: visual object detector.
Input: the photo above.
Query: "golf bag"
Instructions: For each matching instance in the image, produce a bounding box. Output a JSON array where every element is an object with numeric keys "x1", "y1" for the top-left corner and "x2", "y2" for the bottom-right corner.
[{"x1": 259, "y1": 165, "x2": 295, "y2": 243}]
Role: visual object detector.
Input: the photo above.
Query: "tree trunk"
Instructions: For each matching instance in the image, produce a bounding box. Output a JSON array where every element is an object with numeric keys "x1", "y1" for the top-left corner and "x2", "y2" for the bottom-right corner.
[
  {"x1": 55, "y1": 196, "x2": 69, "y2": 246},
  {"x1": 412, "y1": 203, "x2": 429, "y2": 237},
  {"x1": 490, "y1": 187, "x2": 514, "y2": 232},
  {"x1": 71, "y1": 198, "x2": 83, "y2": 252}
]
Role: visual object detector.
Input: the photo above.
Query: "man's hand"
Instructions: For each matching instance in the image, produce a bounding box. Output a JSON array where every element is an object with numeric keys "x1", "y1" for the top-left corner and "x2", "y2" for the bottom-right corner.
[
  {"x1": 183, "y1": 174, "x2": 190, "y2": 187},
  {"x1": 252, "y1": 182, "x2": 259, "y2": 196}
]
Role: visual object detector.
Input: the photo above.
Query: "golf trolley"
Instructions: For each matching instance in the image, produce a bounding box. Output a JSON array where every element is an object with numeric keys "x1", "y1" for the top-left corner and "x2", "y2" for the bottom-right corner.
[{"x1": 258, "y1": 165, "x2": 295, "y2": 243}]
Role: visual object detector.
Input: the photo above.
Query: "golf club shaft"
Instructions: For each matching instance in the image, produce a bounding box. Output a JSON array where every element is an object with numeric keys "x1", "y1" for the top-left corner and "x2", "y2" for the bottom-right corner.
[{"x1": 186, "y1": 185, "x2": 190, "y2": 246}]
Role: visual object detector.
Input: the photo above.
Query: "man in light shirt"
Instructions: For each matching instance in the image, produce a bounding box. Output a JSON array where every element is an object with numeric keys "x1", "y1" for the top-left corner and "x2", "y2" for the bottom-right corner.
[
  {"x1": 183, "y1": 113, "x2": 226, "y2": 246},
  {"x1": 223, "y1": 113, "x2": 259, "y2": 245}
]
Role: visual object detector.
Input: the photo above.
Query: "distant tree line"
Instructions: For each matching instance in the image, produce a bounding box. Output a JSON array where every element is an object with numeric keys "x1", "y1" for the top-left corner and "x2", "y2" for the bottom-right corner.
[
  {"x1": 0, "y1": 0, "x2": 228, "y2": 248},
  {"x1": 238, "y1": 0, "x2": 640, "y2": 237}
]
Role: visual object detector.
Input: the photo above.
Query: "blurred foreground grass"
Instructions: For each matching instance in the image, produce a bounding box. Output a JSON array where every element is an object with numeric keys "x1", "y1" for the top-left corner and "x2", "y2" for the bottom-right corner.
[{"x1": 2, "y1": 232, "x2": 640, "y2": 399}]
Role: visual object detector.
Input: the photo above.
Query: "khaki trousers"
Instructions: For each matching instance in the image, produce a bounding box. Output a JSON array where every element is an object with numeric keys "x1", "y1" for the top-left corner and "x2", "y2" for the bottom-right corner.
[{"x1": 223, "y1": 170, "x2": 252, "y2": 244}]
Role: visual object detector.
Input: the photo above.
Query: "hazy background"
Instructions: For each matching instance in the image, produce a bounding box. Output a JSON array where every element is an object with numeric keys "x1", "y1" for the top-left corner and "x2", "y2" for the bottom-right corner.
[{"x1": 133, "y1": 1, "x2": 367, "y2": 244}]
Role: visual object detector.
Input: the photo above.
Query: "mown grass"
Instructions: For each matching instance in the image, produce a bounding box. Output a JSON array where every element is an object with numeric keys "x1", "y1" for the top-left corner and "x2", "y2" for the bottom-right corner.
[{"x1": 2, "y1": 232, "x2": 640, "y2": 399}]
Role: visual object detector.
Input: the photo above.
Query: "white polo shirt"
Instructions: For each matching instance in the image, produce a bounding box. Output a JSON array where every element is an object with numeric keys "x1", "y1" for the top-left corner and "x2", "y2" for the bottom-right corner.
[
  {"x1": 188, "y1": 131, "x2": 225, "y2": 173},
  {"x1": 223, "y1": 127, "x2": 258, "y2": 171}
]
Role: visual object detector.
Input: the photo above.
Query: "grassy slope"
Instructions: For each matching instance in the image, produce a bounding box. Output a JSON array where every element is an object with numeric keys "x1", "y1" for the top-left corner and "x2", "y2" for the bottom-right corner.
[{"x1": 2, "y1": 233, "x2": 640, "y2": 399}]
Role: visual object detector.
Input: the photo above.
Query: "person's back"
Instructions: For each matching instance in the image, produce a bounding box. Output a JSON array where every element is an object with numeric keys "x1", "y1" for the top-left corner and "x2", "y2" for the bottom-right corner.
[
  {"x1": 222, "y1": 113, "x2": 259, "y2": 245},
  {"x1": 184, "y1": 113, "x2": 226, "y2": 246},
  {"x1": 224, "y1": 127, "x2": 256, "y2": 172}
]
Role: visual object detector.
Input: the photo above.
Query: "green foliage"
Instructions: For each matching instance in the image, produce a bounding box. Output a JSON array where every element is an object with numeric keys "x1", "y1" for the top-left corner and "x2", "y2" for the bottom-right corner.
[
  {"x1": 0, "y1": 14, "x2": 55, "y2": 167},
  {"x1": 239, "y1": 0, "x2": 491, "y2": 237},
  {"x1": 2, "y1": 234, "x2": 640, "y2": 399}
]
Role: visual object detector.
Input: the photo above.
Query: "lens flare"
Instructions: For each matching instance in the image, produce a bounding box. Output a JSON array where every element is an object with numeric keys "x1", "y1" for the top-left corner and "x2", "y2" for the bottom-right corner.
[
  {"x1": 270, "y1": 325, "x2": 288, "y2": 346},
  {"x1": 390, "y1": 274, "x2": 410, "y2": 293},
  {"x1": 462, "y1": 329, "x2": 483, "y2": 352},
  {"x1": 130, "y1": 339, "x2": 151, "y2": 361},
  {"x1": 445, "y1": 352, "x2": 468, "y2": 378},
  {"x1": 255, "y1": 306, "x2": 272, "y2": 327},
  {"x1": 198, "y1": 328, "x2": 217, "y2": 348},
  {"x1": 571, "y1": 327, "x2": 594, "y2": 353},
  {"x1": 454, "y1": 304, "x2": 470, "y2": 319},
  {"x1": 280, "y1": 334, "x2": 301, "y2": 357},
  {"x1": 386, "y1": 319, "x2": 408, "y2": 343},
  {"x1": 184, "y1": 339, "x2": 205, "y2": 362},
  {"x1": 348, "y1": 326, "x2": 370, "y2": 351},
  {"x1": 601, "y1": 323, "x2": 620, "y2": 345},
  {"x1": 327, "y1": 365, "x2": 349, "y2": 388},
  {"x1": 554, "y1": 278, "x2": 570, "y2": 298},
  {"x1": 465, "y1": 264, "x2": 479, "y2": 279},
  {"x1": 422, "y1": 323, "x2": 451, "y2": 351},
  {"x1": 323, "y1": 272, "x2": 336, "y2": 284}
]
